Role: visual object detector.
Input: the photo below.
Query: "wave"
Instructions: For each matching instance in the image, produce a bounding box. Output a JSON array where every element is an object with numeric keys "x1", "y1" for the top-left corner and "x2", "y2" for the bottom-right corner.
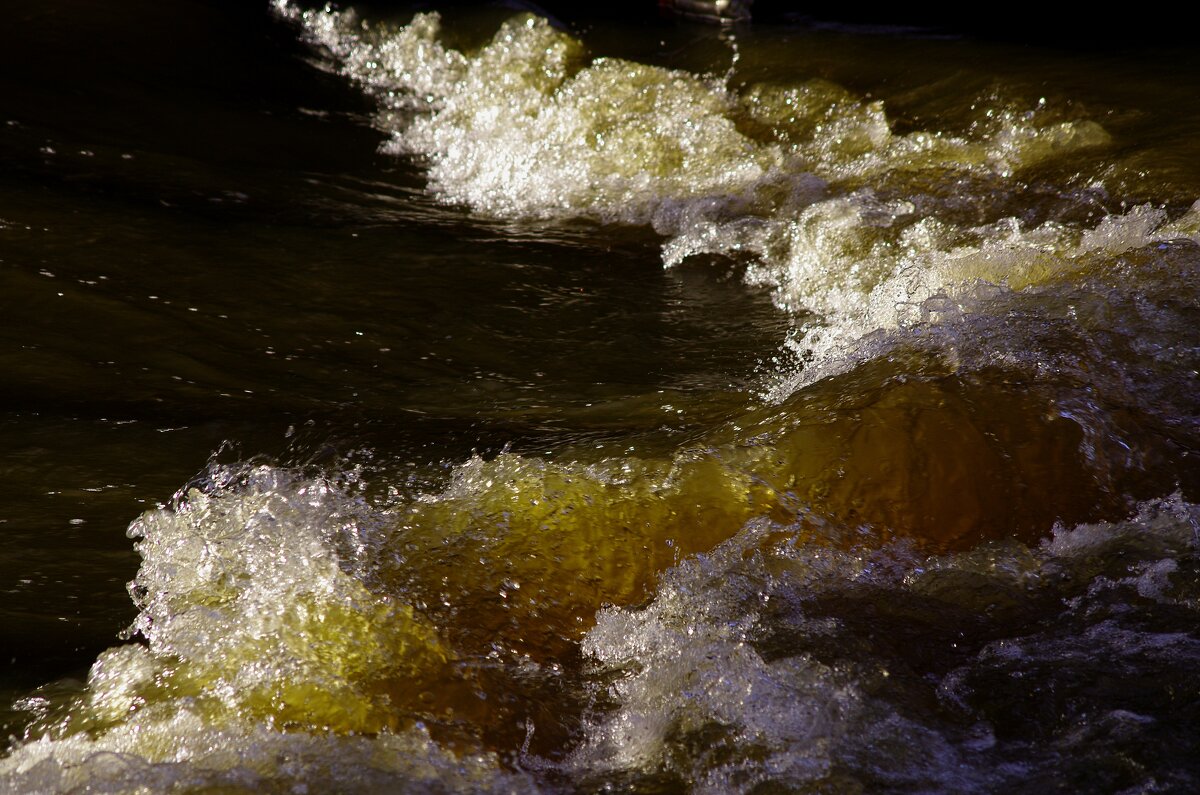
[
  {"x1": 275, "y1": 2, "x2": 1200, "y2": 395},
  {"x1": 5, "y1": 5, "x2": 1200, "y2": 792},
  {"x1": 4, "y1": 456, "x2": 1197, "y2": 791}
]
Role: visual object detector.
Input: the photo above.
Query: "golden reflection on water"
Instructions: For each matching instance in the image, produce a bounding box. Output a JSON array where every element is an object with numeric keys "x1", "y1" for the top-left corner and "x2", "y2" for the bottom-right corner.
[{"x1": 348, "y1": 351, "x2": 1156, "y2": 751}]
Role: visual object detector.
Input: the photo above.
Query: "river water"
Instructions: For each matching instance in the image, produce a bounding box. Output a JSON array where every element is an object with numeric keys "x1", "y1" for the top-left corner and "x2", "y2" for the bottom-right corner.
[{"x1": 2, "y1": 2, "x2": 1199, "y2": 792}]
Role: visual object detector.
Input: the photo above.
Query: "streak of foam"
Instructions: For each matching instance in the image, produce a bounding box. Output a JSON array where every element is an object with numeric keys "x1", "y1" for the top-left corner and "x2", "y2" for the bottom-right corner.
[
  {"x1": 279, "y1": 3, "x2": 784, "y2": 223},
  {"x1": 271, "y1": 3, "x2": 1200, "y2": 400}
]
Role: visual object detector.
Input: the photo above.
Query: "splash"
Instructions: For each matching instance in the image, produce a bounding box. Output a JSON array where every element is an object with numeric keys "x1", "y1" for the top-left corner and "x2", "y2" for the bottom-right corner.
[
  {"x1": 5, "y1": 6, "x2": 1199, "y2": 792},
  {"x1": 0, "y1": 465, "x2": 529, "y2": 793},
  {"x1": 271, "y1": 2, "x2": 1200, "y2": 395},
  {"x1": 571, "y1": 494, "x2": 1200, "y2": 791},
  {"x1": 8, "y1": 466, "x2": 455, "y2": 739},
  {"x1": 5, "y1": 457, "x2": 1196, "y2": 792},
  {"x1": 1, "y1": 331, "x2": 1168, "y2": 782}
]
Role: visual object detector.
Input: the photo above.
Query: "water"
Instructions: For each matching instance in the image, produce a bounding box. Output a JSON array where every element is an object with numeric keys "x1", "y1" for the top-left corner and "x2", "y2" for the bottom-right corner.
[{"x1": 2, "y1": 2, "x2": 1199, "y2": 791}]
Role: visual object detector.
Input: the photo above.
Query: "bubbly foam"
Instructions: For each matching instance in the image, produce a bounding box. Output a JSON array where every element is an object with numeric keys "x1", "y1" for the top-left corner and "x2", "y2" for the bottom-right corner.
[
  {"x1": 572, "y1": 494, "x2": 1200, "y2": 791},
  {"x1": 0, "y1": 464, "x2": 535, "y2": 792},
  {"x1": 119, "y1": 465, "x2": 451, "y2": 735},
  {"x1": 2, "y1": 718, "x2": 532, "y2": 794},
  {"x1": 6, "y1": 7, "x2": 1199, "y2": 792},
  {"x1": 758, "y1": 197, "x2": 1200, "y2": 398},
  {"x1": 5, "y1": 345, "x2": 1177, "y2": 784},
  {"x1": 7, "y1": 459, "x2": 1196, "y2": 791},
  {"x1": 274, "y1": 3, "x2": 1200, "y2": 396}
]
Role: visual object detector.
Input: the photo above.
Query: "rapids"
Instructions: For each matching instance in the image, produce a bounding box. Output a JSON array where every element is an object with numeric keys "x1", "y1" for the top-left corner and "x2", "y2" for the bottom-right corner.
[{"x1": 3, "y1": 2, "x2": 1199, "y2": 792}]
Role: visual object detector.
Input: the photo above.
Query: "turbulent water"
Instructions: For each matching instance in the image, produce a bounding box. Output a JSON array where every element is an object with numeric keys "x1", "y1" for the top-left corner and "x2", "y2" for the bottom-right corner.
[{"x1": 3, "y1": 2, "x2": 1200, "y2": 792}]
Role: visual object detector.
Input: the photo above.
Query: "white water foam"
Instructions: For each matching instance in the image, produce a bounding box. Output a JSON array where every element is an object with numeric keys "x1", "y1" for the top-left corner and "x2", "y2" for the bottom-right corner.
[
  {"x1": 571, "y1": 494, "x2": 1200, "y2": 791},
  {"x1": 7, "y1": 8, "x2": 1198, "y2": 792},
  {"x1": 276, "y1": 3, "x2": 1200, "y2": 396},
  {"x1": 8, "y1": 459, "x2": 1195, "y2": 792},
  {"x1": 0, "y1": 465, "x2": 531, "y2": 793}
]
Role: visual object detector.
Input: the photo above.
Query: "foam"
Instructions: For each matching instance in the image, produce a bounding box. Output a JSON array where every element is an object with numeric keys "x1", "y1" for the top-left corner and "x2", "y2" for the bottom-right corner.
[
  {"x1": 275, "y1": 3, "x2": 1200, "y2": 399},
  {"x1": 2, "y1": 716, "x2": 532, "y2": 794},
  {"x1": 572, "y1": 494, "x2": 1200, "y2": 790},
  {"x1": 0, "y1": 464, "x2": 531, "y2": 792},
  {"x1": 6, "y1": 8, "x2": 1198, "y2": 791}
]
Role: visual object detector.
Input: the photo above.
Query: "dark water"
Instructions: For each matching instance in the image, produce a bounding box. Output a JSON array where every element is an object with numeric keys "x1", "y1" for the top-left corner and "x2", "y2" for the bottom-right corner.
[{"x1": 2, "y1": 2, "x2": 1199, "y2": 792}]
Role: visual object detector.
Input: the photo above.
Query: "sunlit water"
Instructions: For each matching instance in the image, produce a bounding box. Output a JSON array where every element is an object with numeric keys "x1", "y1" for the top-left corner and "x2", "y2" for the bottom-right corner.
[{"x1": 3, "y1": 2, "x2": 1200, "y2": 792}]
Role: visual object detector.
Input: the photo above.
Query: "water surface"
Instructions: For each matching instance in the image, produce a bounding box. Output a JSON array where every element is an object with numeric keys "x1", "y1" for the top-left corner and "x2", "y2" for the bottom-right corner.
[{"x1": 2, "y1": 2, "x2": 1199, "y2": 792}]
